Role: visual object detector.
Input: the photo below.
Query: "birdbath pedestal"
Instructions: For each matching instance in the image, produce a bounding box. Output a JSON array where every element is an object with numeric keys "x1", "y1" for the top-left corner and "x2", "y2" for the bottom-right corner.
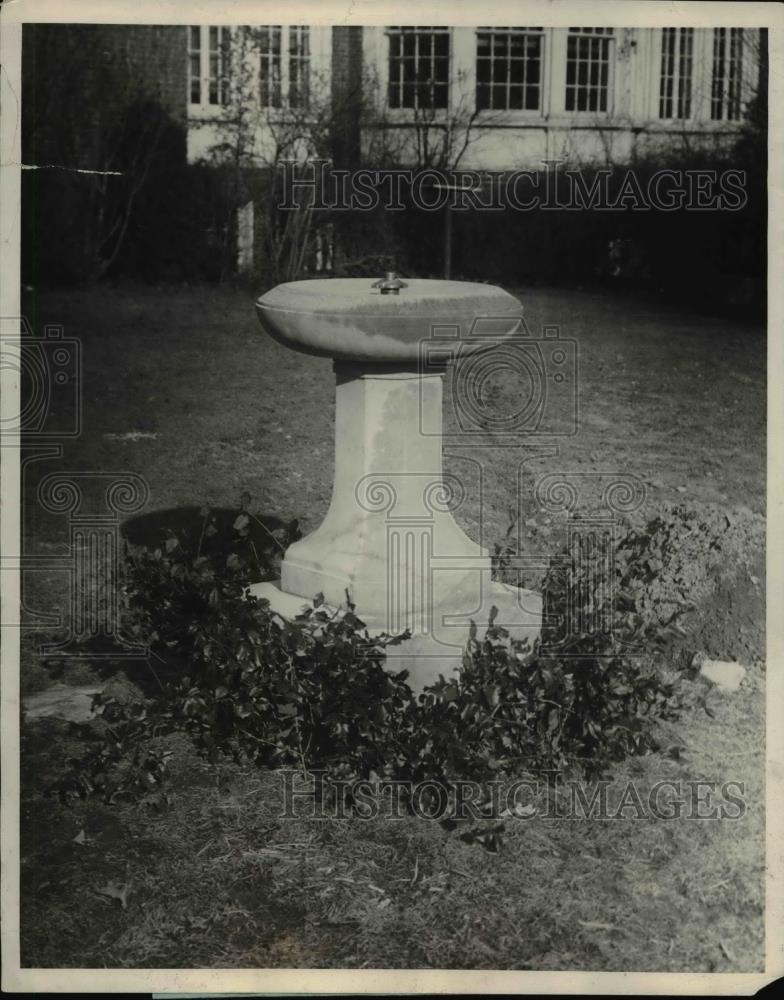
[{"x1": 249, "y1": 276, "x2": 541, "y2": 690}]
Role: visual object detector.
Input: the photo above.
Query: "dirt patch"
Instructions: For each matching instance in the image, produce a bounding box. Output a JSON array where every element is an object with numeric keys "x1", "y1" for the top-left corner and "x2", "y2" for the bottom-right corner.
[
  {"x1": 623, "y1": 502, "x2": 765, "y2": 666},
  {"x1": 686, "y1": 565, "x2": 764, "y2": 664}
]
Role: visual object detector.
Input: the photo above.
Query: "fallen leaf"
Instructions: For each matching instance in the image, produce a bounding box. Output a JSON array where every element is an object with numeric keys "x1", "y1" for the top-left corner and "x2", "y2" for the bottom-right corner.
[{"x1": 96, "y1": 881, "x2": 131, "y2": 909}]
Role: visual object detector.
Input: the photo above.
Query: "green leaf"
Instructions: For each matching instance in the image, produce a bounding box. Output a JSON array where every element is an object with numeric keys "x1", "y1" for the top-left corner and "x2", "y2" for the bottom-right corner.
[{"x1": 442, "y1": 683, "x2": 459, "y2": 703}]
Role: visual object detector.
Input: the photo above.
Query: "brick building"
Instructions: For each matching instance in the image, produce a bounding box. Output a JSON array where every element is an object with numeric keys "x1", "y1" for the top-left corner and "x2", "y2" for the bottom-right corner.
[
  {"x1": 23, "y1": 24, "x2": 188, "y2": 162},
  {"x1": 22, "y1": 24, "x2": 190, "y2": 283}
]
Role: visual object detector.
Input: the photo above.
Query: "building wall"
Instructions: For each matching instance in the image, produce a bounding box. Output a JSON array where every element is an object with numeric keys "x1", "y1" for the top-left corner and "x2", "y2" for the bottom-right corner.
[
  {"x1": 185, "y1": 25, "x2": 761, "y2": 169},
  {"x1": 187, "y1": 25, "x2": 333, "y2": 163},
  {"x1": 118, "y1": 25, "x2": 189, "y2": 125},
  {"x1": 358, "y1": 26, "x2": 759, "y2": 168},
  {"x1": 23, "y1": 23, "x2": 188, "y2": 166}
]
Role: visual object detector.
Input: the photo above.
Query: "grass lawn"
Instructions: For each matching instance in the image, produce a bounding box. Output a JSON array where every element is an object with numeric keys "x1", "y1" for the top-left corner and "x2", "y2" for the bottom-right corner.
[{"x1": 18, "y1": 281, "x2": 765, "y2": 971}]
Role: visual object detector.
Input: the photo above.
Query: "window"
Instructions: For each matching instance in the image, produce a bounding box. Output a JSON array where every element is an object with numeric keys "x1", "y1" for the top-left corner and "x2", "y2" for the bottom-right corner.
[
  {"x1": 259, "y1": 26, "x2": 310, "y2": 108},
  {"x1": 188, "y1": 27, "x2": 201, "y2": 103},
  {"x1": 259, "y1": 26, "x2": 282, "y2": 107},
  {"x1": 188, "y1": 26, "x2": 229, "y2": 106},
  {"x1": 565, "y1": 27, "x2": 613, "y2": 113},
  {"x1": 388, "y1": 27, "x2": 449, "y2": 109},
  {"x1": 659, "y1": 27, "x2": 694, "y2": 119},
  {"x1": 288, "y1": 27, "x2": 310, "y2": 108},
  {"x1": 711, "y1": 27, "x2": 744, "y2": 121},
  {"x1": 208, "y1": 27, "x2": 229, "y2": 105},
  {"x1": 476, "y1": 27, "x2": 543, "y2": 111}
]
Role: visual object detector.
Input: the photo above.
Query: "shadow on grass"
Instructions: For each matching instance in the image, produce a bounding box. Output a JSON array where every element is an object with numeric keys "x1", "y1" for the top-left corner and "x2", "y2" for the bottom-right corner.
[
  {"x1": 121, "y1": 504, "x2": 294, "y2": 561},
  {"x1": 31, "y1": 505, "x2": 299, "y2": 696}
]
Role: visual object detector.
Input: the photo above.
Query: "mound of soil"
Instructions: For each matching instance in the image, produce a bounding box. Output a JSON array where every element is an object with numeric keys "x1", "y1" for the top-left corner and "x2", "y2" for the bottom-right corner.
[
  {"x1": 506, "y1": 500, "x2": 765, "y2": 668},
  {"x1": 624, "y1": 502, "x2": 765, "y2": 666}
]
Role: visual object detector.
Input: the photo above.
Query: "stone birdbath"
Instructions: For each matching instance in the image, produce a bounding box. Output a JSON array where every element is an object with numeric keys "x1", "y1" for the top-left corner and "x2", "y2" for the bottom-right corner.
[{"x1": 249, "y1": 273, "x2": 541, "y2": 690}]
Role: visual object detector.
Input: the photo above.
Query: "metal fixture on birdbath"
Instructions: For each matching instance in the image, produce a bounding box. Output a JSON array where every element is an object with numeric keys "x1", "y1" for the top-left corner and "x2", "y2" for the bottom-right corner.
[{"x1": 249, "y1": 274, "x2": 541, "y2": 690}]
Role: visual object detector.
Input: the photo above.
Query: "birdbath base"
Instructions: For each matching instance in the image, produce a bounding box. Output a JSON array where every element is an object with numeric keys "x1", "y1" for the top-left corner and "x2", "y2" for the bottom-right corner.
[{"x1": 247, "y1": 577, "x2": 542, "y2": 692}]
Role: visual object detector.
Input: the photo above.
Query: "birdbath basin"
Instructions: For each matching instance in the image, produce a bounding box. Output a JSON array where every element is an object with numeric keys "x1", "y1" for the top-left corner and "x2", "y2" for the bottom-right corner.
[
  {"x1": 251, "y1": 275, "x2": 541, "y2": 690},
  {"x1": 256, "y1": 277, "x2": 523, "y2": 363}
]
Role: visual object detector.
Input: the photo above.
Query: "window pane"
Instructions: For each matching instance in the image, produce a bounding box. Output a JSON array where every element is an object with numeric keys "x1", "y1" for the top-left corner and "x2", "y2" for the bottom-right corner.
[
  {"x1": 434, "y1": 32, "x2": 449, "y2": 57},
  {"x1": 434, "y1": 56, "x2": 449, "y2": 82},
  {"x1": 433, "y1": 82, "x2": 448, "y2": 108},
  {"x1": 712, "y1": 28, "x2": 726, "y2": 119},
  {"x1": 190, "y1": 59, "x2": 201, "y2": 103},
  {"x1": 509, "y1": 33, "x2": 526, "y2": 57}
]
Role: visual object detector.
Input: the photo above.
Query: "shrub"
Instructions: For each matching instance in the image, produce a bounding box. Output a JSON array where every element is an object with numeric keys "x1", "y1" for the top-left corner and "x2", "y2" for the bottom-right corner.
[{"x1": 51, "y1": 503, "x2": 681, "y2": 834}]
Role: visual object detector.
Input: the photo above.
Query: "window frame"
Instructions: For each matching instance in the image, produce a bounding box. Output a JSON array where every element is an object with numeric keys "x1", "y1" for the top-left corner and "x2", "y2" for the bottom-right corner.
[
  {"x1": 258, "y1": 25, "x2": 312, "y2": 111},
  {"x1": 563, "y1": 27, "x2": 615, "y2": 116},
  {"x1": 710, "y1": 27, "x2": 745, "y2": 122},
  {"x1": 288, "y1": 25, "x2": 311, "y2": 110},
  {"x1": 188, "y1": 25, "x2": 230, "y2": 110},
  {"x1": 658, "y1": 26, "x2": 695, "y2": 121},
  {"x1": 474, "y1": 26, "x2": 546, "y2": 115},
  {"x1": 385, "y1": 26, "x2": 452, "y2": 113}
]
